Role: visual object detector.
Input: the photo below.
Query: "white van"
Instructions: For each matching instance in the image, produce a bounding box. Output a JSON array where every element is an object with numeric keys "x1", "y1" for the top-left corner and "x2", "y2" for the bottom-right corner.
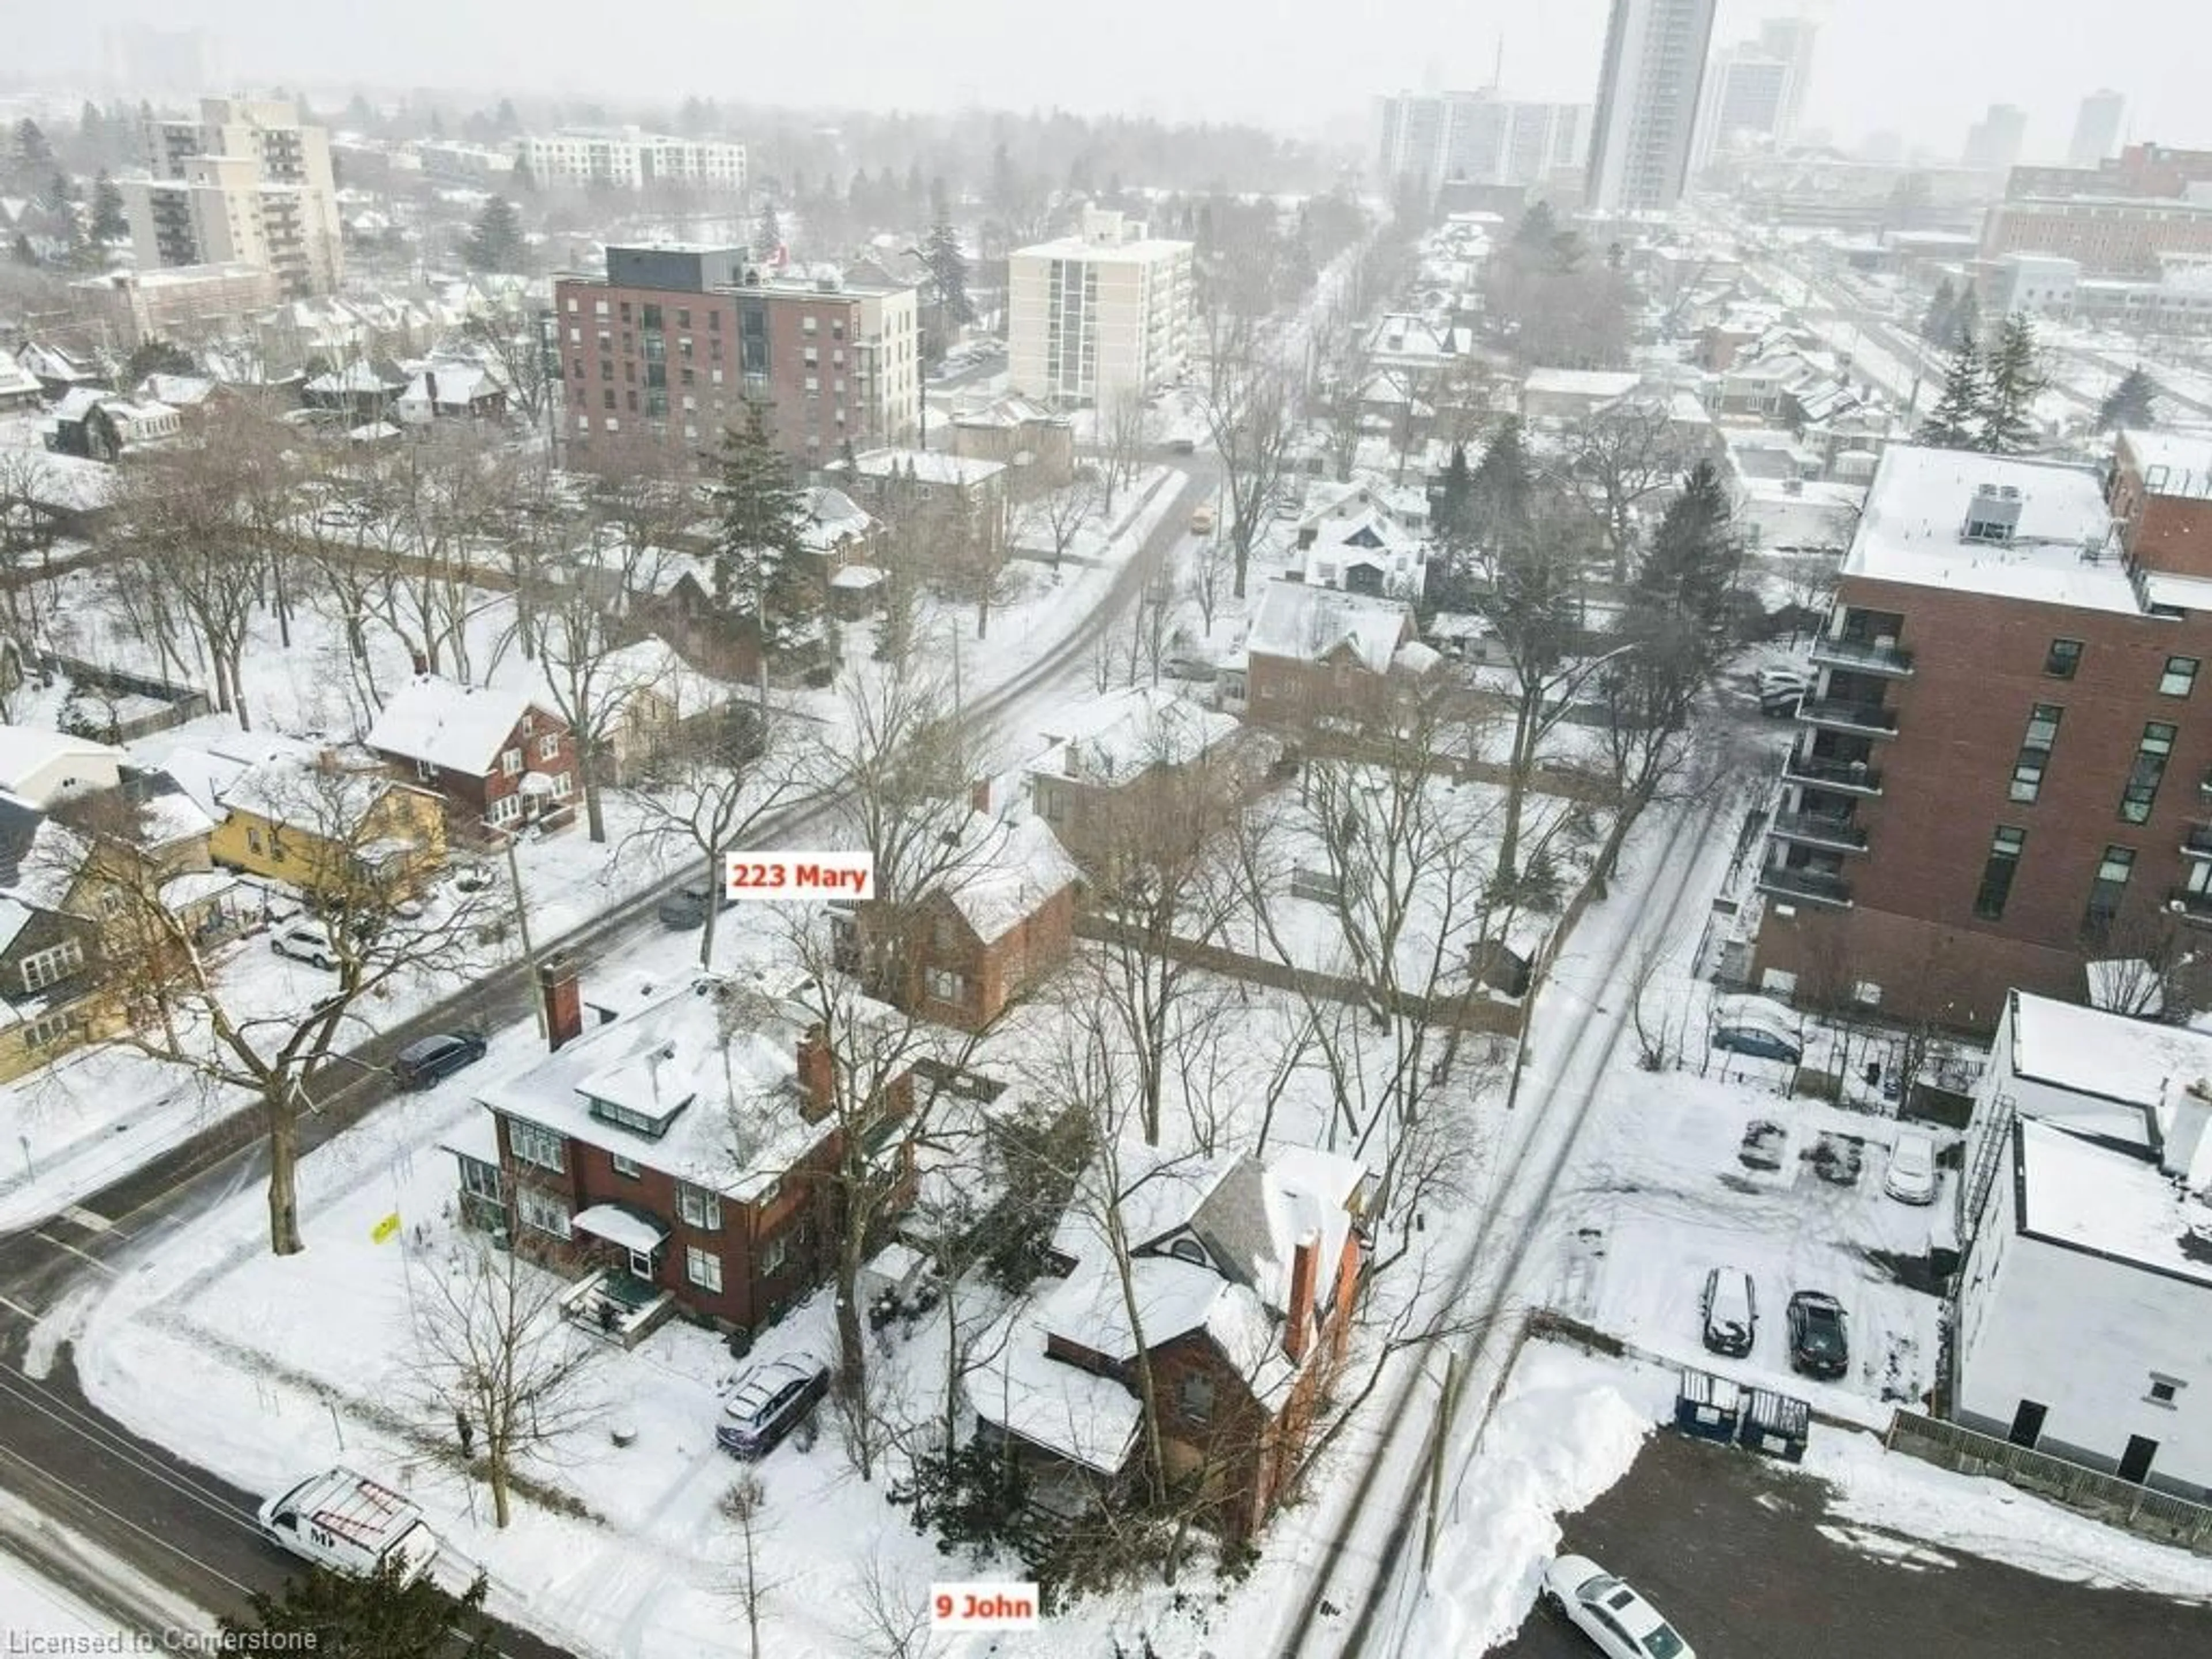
[{"x1": 257, "y1": 1467, "x2": 440, "y2": 1582}]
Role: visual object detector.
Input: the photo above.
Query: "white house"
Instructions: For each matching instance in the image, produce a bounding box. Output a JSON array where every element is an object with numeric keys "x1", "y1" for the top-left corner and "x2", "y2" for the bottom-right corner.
[
  {"x1": 0, "y1": 728, "x2": 127, "y2": 809},
  {"x1": 1953, "y1": 991, "x2": 2212, "y2": 1500}
]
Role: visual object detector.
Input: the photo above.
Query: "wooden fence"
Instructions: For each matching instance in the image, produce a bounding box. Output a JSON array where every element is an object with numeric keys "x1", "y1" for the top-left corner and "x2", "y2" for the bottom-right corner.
[{"x1": 1885, "y1": 1409, "x2": 2212, "y2": 1555}]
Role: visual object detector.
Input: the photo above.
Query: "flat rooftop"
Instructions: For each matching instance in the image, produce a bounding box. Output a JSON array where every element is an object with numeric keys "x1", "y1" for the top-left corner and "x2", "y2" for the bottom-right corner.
[
  {"x1": 2008, "y1": 989, "x2": 2212, "y2": 1111},
  {"x1": 1842, "y1": 445, "x2": 2127, "y2": 613},
  {"x1": 2016, "y1": 1119, "x2": 2212, "y2": 1290},
  {"x1": 2121, "y1": 428, "x2": 2212, "y2": 500}
]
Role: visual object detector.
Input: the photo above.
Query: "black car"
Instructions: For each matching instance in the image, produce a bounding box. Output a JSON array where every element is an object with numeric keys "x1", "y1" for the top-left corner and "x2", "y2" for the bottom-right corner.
[
  {"x1": 392, "y1": 1032, "x2": 488, "y2": 1090},
  {"x1": 1786, "y1": 1290, "x2": 1850, "y2": 1379},
  {"x1": 716, "y1": 1358, "x2": 830, "y2": 1459}
]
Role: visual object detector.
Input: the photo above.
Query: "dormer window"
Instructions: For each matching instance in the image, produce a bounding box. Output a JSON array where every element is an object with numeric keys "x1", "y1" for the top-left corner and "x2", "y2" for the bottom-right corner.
[{"x1": 1169, "y1": 1237, "x2": 1209, "y2": 1267}]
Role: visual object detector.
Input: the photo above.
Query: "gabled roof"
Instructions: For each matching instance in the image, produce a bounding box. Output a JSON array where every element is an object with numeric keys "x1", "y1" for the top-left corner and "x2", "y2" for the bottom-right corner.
[
  {"x1": 936, "y1": 812, "x2": 1081, "y2": 945},
  {"x1": 950, "y1": 391, "x2": 1067, "y2": 431},
  {"x1": 49, "y1": 387, "x2": 108, "y2": 423},
  {"x1": 1245, "y1": 579, "x2": 1413, "y2": 673},
  {"x1": 0, "y1": 351, "x2": 39, "y2": 402},
  {"x1": 138, "y1": 374, "x2": 216, "y2": 408},
  {"x1": 799, "y1": 485, "x2": 872, "y2": 553},
  {"x1": 365, "y1": 676, "x2": 548, "y2": 775},
  {"x1": 0, "y1": 727, "x2": 126, "y2": 798},
  {"x1": 1032, "y1": 687, "x2": 1243, "y2": 786},
  {"x1": 215, "y1": 749, "x2": 411, "y2": 836},
  {"x1": 0, "y1": 795, "x2": 89, "y2": 914}
]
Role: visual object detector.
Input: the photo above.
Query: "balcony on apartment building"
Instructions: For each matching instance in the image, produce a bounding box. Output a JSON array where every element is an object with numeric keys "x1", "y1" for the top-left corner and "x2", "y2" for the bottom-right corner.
[
  {"x1": 1768, "y1": 806, "x2": 1869, "y2": 854},
  {"x1": 1809, "y1": 608, "x2": 1914, "y2": 679},
  {"x1": 1782, "y1": 740, "x2": 1883, "y2": 796},
  {"x1": 1758, "y1": 859, "x2": 1855, "y2": 908},
  {"x1": 1797, "y1": 661, "x2": 1902, "y2": 740}
]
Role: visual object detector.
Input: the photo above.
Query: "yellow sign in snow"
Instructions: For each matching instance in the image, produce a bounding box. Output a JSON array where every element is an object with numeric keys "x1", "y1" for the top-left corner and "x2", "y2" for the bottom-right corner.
[{"x1": 372, "y1": 1211, "x2": 402, "y2": 1245}]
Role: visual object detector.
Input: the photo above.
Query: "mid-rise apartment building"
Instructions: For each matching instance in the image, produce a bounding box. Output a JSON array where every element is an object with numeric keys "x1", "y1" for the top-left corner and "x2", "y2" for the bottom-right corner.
[
  {"x1": 1376, "y1": 90, "x2": 1590, "y2": 195},
  {"x1": 1751, "y1": 440, "x2": 2212, "y2": 1031},
  {"x1": 1981, "y1": 195, "x2": 2212, "y2": 279},
  {"x1": 1007, "y1": 209, "x2": 1194, "y2": 408},
  {"x1": 1585, "y1": 0, "x2": 1720, "y2": 213},
  {"x1": 124, "y1": 97, "x2": 342, "y2": 297},
  {"x1": 554, "y1": 244, "x2": 919, "y2": 474},
  {"x1": 515, "y1": 127, "x2": 747, "y2": 194}
]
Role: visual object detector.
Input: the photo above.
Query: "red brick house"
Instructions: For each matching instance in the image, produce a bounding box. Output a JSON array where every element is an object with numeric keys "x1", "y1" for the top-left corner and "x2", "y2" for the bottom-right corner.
[
  {"x1": 845, "y1": 808, "x2": 1081, "y2": 1031},
  {"x1": 447, "y1": 957, "x2": 917, "y2": 1343},
  {"x1": 971, "y1": 1143, "x2": 1372, "y2": 1539},
  {"x1": 1231, "y1": 578, "x2": 1427, "y2": 728},
  {"x1": 365, "y1": 675, "x2": 577, "y2": 839}
]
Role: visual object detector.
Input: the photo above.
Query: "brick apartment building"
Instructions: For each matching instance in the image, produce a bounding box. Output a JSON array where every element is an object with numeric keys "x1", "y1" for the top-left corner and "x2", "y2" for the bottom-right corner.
[
  {"x1": 450, "y1": 957, "x2": 916, "y2": 1340},
  {"x1": 1751, "y1": 438, "x2": 2212, "y2": 1031},
  {"x1": 553, "y1": 244, "x2": 920, "y2": 475},
  {"x1": 1985, "y1": 143, "x2": 2212, "y2": 277}
]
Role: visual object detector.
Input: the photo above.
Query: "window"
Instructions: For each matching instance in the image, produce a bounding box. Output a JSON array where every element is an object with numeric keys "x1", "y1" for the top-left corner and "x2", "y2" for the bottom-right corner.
[
  {"x1": 2084, "y1": 844, "x2": 2136, "y2": 933},
  {"x1": 711, "y1": 368, "x2": 724, "y2": 384},
  {"x1": 2149, "y1": 1376, "x2": 2181, "y2": 1406},
  {"x1": 2119, "y1": 722, "x2": 2176, "y2": 823},
  {"x1": 20, "y1": 939, "x2": 85, "y2": 994},
  {"x1": 831, "y1": 319, "x2": 846, "y2": 342},
  {"x1": 709, "y1": 310, "x2": 720, "y2": 331},
  {"x1": 517, "y1": 1184, "x2": 571, "y2": 1239},
  {"x1": 247, "y1": 827, "x2": 264, "y2": 855},
  {"x1": 2043, "y1": 639, "x2": 2082, "y2": 679},
  {"x1": 2161, "y1": 656, "x2": 2199, "y2": 698},
  {"x1": 610, "y1": 1152, "x2": 641, "y2": 1179},
  {"x1": 677, "y1": 1184, "x2": 721, "y2": 1230},
  {"x1": 805, "y1": 375, "x2": 819, "y2": 393},
  {"x1": 603, "y1": 388, "x2": 616, "y2": 410},
  {"x1": 686, "y1": 1245, "x2": 722, "y2": 1292},
  {"x1": 802, "y1": 315, "x2": 819, "y2": 335},
  {"x1": 618, "y1": 301, "x2": 631, "y2": 323},
  {"x1": 677, "y1": 308, "x2": 691, "y2": 329},
  {"x1": 24, "y1": 1010, "x2": 75, "y2": 1052},
  {"x1": 925, "y1": 967, "x2": 964, "y2": 1003},
  {"x1": 566, "y1": 297, "x2": 579, "y2": 313},
  {"x1": 415, "y1": 757, "x2": 439, "y2": 782},
  {"x1": 2010, "y1": 704, "x2": 2063, "y2": 803},
  {"x1": 761, "y1": 1233, "x2": 788, "y2": 1275},
  {"x1": 460, "y1": 1158, "x2": 502, "y2": 1201},
  {"x1": 605, "y1": 416, "x2": 619, "y2": 432},
  {"x1": 832, "y1": 347, "x2": 844, "y2": 367},
  {"x1": 551, "y1": 772, "x2": 573, "y2": 798},
  {"x1": 803, "y1": 346, "x2": 819, "y2": 368},
  {"x1": 594, "y1": 299, "x2": 608, "y2": 316},
  {"x1": 536, "y1": 733, "x2": 560, "y2": 761},
  {"x1": 1179, "y1": 1372, "x2": 1215, "y2": 1423},
  {"x1": 642, "y1": 303, "x2": 662, "y2": 329},
  {"x1": 489, "y1": 793, "x2": 521, "y2": 826},
  {"x1": 567, "y1": 325, "x2": 580, "y2": 344},
  {"x1": 1973, "y1": 827, "x2": 2027, "y2": 920},
  {"x1": 501, "y1": 747, "x2": 523, "y2": 777},
  {"x1": 509, "y1": 1120, "x2": 565, "y2": 1172}
]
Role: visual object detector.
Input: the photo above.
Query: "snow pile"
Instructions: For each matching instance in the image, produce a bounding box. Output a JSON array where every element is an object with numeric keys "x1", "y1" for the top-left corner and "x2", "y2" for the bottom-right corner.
[{"x1": 1422, "y1": 1342, "x2": 1662, "y2": 1655}]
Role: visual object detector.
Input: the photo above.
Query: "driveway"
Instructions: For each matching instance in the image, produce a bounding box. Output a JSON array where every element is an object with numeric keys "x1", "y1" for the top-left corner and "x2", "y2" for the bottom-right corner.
[{"x1": 1492, "y1": 1431, "x2": 2207, "y2": 1658}]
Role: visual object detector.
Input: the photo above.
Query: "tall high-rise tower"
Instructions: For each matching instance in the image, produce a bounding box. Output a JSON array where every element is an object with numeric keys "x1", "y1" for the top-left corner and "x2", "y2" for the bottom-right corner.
[
  {"x1": 2067, "y1": 89, "x2": 2125, "y2": 169},
  {"x1": 1586, "y1": 0, "x2": 1722, "y2": 212}
]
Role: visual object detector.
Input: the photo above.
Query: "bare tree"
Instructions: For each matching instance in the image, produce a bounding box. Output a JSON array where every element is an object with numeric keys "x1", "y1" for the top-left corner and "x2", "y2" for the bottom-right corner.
[
  {"x1": 623, "y1": 703, "x2": 820, "y2": 968},
  {"x1": 927, "y1": 491, "x2": 1021, "y2": 640},
  {"x1": 719, "y1": 1473, "x2": 779, "y2": 1659},
  {"x1": 1012, "y1": 469, "x2": 1100, "y2": 573},
  {"x1": 459, "y1": 310, "x2": 553, "y2": 430},
  {"x1": 835, "y1": 659, "x2": 999, "y2": 916},
  {"x1": 1564, "y1": 399, "x2": 1684, "y2": 584},
  {"x1": 1097, "y1": 388, "x2": 1159, "y2": 514},
  {"x1": 1316, "y1": 332, "x2": 1372, "y2": 483},
  {"x1": 1203, "y1": 358, "x2": 1297, "y2": 600},
  {"x1": 1183, "y1": 532, "x2": 1236, "y2": 639},
  {"x1": 408, "y1": 1229, "x2": 597, "y2": 1528},
  {"x1": 0, "y1": 448, "x2": 65, "y2": 646},
  {"x1": 373, "y1": 429, "x2": 510, "y2": 681},
  {"x1": 846, "y1": 1548, "x2": 945, "y2": 1659},
  {"x1": 63, "y1": 759, "x2": 498, "y2": 1253}
]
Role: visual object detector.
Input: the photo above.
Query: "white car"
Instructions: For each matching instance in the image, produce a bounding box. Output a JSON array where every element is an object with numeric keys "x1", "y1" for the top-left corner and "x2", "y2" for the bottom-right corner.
[
  {"x1": 1885, "y1": 1126, "x2": 1938, "y2": 1205},
  {"x1": 270, "y1": 924, "x2": 340, "y2": 970},
  {"x1": 1542, "y1": 1555, "x2": 1695, "y2": 1659}
]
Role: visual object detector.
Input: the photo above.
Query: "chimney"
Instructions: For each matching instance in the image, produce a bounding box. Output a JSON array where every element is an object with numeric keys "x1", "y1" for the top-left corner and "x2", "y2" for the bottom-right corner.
[
  {"x1": 796, "y1": 1024, "x2": 835, "y2": 1122},
  {"x1": 2161, "y1": 1078, "x2": 2212, "y2": 1181},
  {"x1": 1283, "y1": 1229, "x2": 1321, "y2": 1366},
  {"x1": 410, "y1": 650, "x2": 429, "y2": 676},
  {"x1": 425, "y1": 369, "x2": 439, "y2": 409},
  {"x1": 539, "y1": 950, "x2": 582, "y2": 1052},
  {"x1": 969, "y1": 777, "x2": 994, "y2": 815}
]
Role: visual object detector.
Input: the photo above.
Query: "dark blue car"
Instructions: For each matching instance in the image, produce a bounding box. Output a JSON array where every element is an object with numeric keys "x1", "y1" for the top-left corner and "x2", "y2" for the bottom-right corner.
[{"x1": 392, "y1": 1032, "x2": 488, "y2": 1090}]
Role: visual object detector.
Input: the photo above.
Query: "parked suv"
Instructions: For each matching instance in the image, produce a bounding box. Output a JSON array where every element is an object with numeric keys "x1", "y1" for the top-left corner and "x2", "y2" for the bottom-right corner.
[
  {"x1": 657, "y1": 876, "x2": 732, "y2": 930},
  {"x1": 392, "y1": 1032, "x2": 488, "y2": 1090},
  {"x1": 1786, "y1": 1290, "x2": 1850, "y2": 1379},
  {"x1": 270, "y1": 925, "x2": 340, "y2": 970},
  {"x1": 716, "y1": 1358, "x2": 830, "y2": 1459},
  {"x1": 1699, "y1": 1267, "x2": 1756, "y2": 1358}
]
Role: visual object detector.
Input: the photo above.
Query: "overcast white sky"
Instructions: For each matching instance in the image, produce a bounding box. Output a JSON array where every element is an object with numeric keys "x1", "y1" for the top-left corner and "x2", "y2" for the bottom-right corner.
[{"x1": 16, "y1": 0, "x2": 2212, "y2": 157}]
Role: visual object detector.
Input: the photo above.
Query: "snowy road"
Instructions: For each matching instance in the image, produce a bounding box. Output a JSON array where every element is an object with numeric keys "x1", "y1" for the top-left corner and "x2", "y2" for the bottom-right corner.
[{"x1": 1269, "y1": 786, "x2": 1740, "y2": 1658}]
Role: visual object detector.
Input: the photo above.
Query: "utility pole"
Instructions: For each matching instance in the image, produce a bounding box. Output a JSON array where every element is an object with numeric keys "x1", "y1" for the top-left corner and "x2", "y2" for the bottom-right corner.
[
  {"x1": 504, "y1": 832, "x2": 546, "y2": 1037},
  {"x1": 1421, "y1": 1349, "x2": 1457, "y2": 1574}
]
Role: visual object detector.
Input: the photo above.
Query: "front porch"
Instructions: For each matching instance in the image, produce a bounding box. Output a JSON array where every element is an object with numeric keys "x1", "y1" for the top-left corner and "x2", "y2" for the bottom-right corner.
[{"x1": 562, "y1": 1202, "x2": 679, "y2": 1348}]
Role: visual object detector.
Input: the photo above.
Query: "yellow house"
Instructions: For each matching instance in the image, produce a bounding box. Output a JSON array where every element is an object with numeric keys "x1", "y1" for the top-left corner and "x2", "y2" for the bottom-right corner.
[{"x1": 209, "y1": 752, "x2": 447, "y2": 902}]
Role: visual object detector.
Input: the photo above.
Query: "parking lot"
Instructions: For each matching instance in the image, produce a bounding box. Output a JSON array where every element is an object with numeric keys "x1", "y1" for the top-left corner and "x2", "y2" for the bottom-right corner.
[{"x1": 1491, "y1": 1431, "x2": 2209, "y2": 1658}]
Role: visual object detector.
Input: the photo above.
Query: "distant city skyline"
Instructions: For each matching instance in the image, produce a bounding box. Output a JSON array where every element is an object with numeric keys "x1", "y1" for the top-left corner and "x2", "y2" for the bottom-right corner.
[{"x1": 11, "y1": 0, "x2": 2211, "y2": 158}]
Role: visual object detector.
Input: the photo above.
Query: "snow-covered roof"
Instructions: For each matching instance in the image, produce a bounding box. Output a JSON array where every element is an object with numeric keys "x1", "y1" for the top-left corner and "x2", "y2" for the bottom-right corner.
[
  {"x1": 572, "y1": 1203, "x2": 670, "y2": 1254},
  {"x1": 799, "y1": 484, "x2": 872, "y2": 553},
  {"x1": 475, "y1": 974, "x2": 860, "y2": 1203},
  {"x1": 1842, "y1": 447, "x2": 2127, "y2": 613},
  {"x1": 2008, "y1": 990, "x2": 2212, "y2": 1112},
  {"x1": 306, "y1": 361, "x2": 406, "y2": 395},
  {"x1": 397, "y1": 361, "x2": 499, "y2": 411},
  {"x1": 1034, "y1": 687, "x2": 1243, "y2": 786},
  {"x1": 847, "y1": 448, "x2": 1004, "y2": 488},
  {"x1": 0, "y1": 352, "x2": 39, "y2": 402},
  {"x1": 347, "y1": 421, "x2": 402, "y2": 442},
  {"x1": 1245, "y1": 579, "x2": 1412, "y2": 673},
  {"x1": 138, "y1": 374, "x2": 216, "y2": 408},
  {"x1": 2120, "y1": 429, "x2": 2212, "y2": 499},
  {"x1": 937, "y1": 813, "x2": 1081, "y2": 945},
  {"x1": 595, "y1": 639, "x2": 736, "y2": 720},
  {"x1": 0, "y1": 896, "x2": 31, "y2": 956},
  {"x1": 0, "y1": 728, "x2": 126, "y2": 796},
  {"x1": 159, "y1": 869, "x2": 240, "y2": 912},
  {"x1": 366, "y1": 676, "x2": 541, "y2": 775},
  {"x1": 0, "y1": 809, "x2": 89, "y2": 912},
  {"x1": 828, "y1": 564, "x2": 885, "y2": 590},
  {"x1": 2015, "y1": 1119, "x2": 2212, "y2": 1289},
  {"x1": 950, "y1": 392, "x2": 1067, "y2": 430},
  {"x1": 1524, "y1": 368, "x2": 1642, "y2": 401},
  {"x1": 969, "y1": 1301, "x2": 1145, "y2": 1474},
  {"x1": 49, "y1": 387, "x2": 107, "y2": 423},
  {"x1": 215, "y1": 751, "x2": 408, "y2": 836}
]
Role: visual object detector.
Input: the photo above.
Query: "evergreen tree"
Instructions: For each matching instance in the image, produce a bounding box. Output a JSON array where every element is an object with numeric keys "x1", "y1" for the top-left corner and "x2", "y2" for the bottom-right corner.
[
  {"x1": 77, "y1": 101, "x2": 105, "y2": 154},
  {"x1": 1919, "y1": 275, "x2": 1956, "y2": 345},
  {"x1": 44, "y1": 170, "x2": 77, "y2": 211},
  {"x1": 14, "y1": 119, "x2": 52, "y2": 171},
  {"x1": 2097, "y1": 366, "x2": 2159, "y2": 433},
  {"x1": 1978, "y1": 313, "x2": 2046, "y2": 454},
  {"x1": 493, "y1": 97, "x2": 521, "y2": 135},
  {"x1": 710, "y1": 401, "x2": 814, "y2": 658},
  {"x1": 1916, "y1": 338, "x2": 1984, "y2": 449},
  {"x1": 1466, "y1": 418, "x2": 1535, "y2": 552},
  {"x1": 1948, "y1": 283, "x2": 1981, "y2": 353},
  {"x1": 510, "y1": 154, "x2": 536, "y2": 195},
  {"x1": 923, "y1": 218, "x2": 975, "y2": 328},
  {"x1": 755, "y1": 199, "x2": 781, "y2": 256},
  {"x1": 10, "y1": 232, "x2": 35, "y2": 267},
  {"x1": 1429, "y1": 440, "x2": 1478, "y2": 611},
  {"x1": 222, "y1": 1560, "x2": 494, "y2": 1658},
  {"x1": 1635, "y1": 461, "x2": 1742, "y2": 629},
  {"x1": 90, "y1": 171, "x2": 127, "y2": 241},
  {"x1": 464, "y1": 196, "x2": 525, "y2": 271}
]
